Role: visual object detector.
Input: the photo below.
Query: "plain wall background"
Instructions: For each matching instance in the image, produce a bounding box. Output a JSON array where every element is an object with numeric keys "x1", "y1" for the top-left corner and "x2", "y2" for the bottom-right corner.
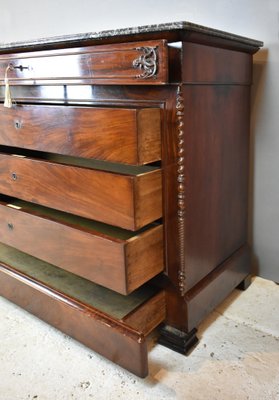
[{"x1": 0, "y1": 0, "x2": 278, "y2": 282}]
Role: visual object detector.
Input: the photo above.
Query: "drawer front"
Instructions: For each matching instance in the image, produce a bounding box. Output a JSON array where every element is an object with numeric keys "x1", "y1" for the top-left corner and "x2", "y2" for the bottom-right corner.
[
  {"x1": 0, "y1": 40, "x2": 168, "y2": 85},
  {"x1": 0, "y1": 200, "x2": 163, "y2": 294},
  {"x1": 0, "y1": 105, "x2": 161, "y2": 165},
  {"x1": 0, "y1": 154, "x2": 162, "y2": 230},
  {"x1": 0, "y1": 243, "x2": 166, "y2": 377}
]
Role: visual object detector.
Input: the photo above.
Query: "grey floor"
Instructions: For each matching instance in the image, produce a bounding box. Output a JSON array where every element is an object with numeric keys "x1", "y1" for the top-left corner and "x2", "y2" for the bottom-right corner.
[{"x1": 0, "y1": 276, "x2": 278, "y2": 400}]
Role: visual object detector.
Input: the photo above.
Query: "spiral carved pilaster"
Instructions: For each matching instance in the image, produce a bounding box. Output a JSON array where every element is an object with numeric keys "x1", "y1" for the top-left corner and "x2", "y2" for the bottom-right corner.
[{"x1": 176, "y1": 85, "x2": 186, "y2": 296}]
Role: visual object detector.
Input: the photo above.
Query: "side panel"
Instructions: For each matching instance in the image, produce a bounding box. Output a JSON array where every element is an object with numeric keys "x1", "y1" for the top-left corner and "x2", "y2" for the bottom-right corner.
[
  {"x1": 182, "y1": 42, "x2": 252, "y2": 84},
  {"x1": 182, "y1": 84, "x2": 251, "y2": 291}
]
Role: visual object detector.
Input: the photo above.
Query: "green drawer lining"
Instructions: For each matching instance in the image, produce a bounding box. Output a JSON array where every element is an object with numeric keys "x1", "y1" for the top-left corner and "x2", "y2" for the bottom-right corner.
[{"x1": 0, "y1": 243, "x2": 159, "y2": 319}]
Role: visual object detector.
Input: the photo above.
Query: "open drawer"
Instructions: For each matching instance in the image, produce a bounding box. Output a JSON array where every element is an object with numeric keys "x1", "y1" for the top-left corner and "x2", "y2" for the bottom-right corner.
[
  {"x1": 0, "y1": 104, "x2": 161, "y2": 165},
  {"x1": 0, "y1": 197, "x2": 163, "y2": 294},
  {"x1": 0, "y1": 243, "x2": 166, "y2": 377},
  {"x1": 0, "y1": 152, "x2": 162, "y2": 230}
]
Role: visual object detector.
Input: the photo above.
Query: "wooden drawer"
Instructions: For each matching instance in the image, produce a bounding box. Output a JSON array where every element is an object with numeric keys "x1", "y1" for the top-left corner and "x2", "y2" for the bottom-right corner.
[
  {"x1": 0, "y1": 153, "x2": 162, "y2": 230},
  {"x1": 0, "y1": 40, "x2": 168, "y2": 85},
  {"x1": 0, "y1": 243, "x2": 166, "y2": 377},
  {"x1": 0, "y1": 104, "x2": 161, "y2": 165},
  {"x1": 0, "y1": 198, "x2": 163, "y2": 294}
]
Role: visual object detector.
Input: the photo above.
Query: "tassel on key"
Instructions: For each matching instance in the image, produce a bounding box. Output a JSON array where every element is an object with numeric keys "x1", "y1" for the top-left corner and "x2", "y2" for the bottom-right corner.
[{"x1": 4, "y1": 65, "x2": 13, "y2": 108}]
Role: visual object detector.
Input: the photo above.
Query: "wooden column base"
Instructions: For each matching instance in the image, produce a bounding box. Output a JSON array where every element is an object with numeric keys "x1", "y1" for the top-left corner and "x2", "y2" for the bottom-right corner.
[{"x1": 158, "y1": 325, "x2": 198, "y2": 355}]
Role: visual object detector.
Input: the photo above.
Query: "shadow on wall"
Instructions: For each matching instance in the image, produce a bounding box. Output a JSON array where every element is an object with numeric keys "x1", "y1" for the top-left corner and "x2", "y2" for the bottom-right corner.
[{"x1": 248, "y1": 48, "x2": 268, "y2": 276}]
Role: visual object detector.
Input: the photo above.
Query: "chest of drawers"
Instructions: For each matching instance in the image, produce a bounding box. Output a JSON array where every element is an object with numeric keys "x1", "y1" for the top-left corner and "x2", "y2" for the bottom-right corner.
[{"x1": 0, "y1": 22, "x2": 262, "y2": 377}]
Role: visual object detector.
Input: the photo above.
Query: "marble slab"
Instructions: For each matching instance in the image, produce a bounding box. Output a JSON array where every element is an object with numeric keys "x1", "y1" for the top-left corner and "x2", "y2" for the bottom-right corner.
[{"x1": 0, "y1": 21, "x2": 263, "y2": 52}]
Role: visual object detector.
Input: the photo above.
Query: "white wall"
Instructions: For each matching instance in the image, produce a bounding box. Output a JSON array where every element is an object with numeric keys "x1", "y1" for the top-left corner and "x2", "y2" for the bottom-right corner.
[{"x1": 0, "y1": 0, "x2": 278, "y2": 282}]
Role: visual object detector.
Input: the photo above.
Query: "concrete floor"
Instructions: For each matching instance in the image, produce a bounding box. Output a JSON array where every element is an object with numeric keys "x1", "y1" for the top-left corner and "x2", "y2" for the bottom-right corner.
[{"x1": 0, "y1": 276, "x2": 278, "y2": 400}]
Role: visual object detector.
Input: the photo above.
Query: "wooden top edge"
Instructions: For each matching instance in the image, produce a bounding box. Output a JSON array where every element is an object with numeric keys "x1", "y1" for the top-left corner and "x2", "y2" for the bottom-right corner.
[{"x1": 0, "y1": 21, "x2": 263, "y2": 54}]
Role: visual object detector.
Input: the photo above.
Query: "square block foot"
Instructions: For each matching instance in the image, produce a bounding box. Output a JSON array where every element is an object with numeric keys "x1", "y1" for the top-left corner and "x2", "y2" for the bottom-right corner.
[{"x1": 158, "y1": 325, "x2": 198, "y2": 355}]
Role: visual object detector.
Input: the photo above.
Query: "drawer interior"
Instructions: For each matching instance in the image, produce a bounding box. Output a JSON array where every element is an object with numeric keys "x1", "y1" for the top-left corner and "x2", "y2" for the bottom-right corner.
[
  {"x1": 41, "y1": 153, "x2": 160, "y2": 175},
  {"x1": 0, "y1": 243, "x2": 160, "y2": 319},
  {"x1": 0, "y1": 243, "x2": 166, "y2": 377},
  {"x1": 6, "y1": 149, "x2": 160, "y2": 176}
]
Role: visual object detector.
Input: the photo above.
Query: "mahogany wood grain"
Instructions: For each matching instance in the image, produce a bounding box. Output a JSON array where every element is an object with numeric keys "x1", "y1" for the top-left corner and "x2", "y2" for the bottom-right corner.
[
  {"x1": 122, "y1": 290, "x2": 166, "y2": 335},
  {"x1": 125, "y1": 223, "x2": 163, "y2": 293},
  {"x1": 163, "y1": 245, "x2": 250, "y2": 333},
  {"x1": 0, "y1": 40, "x2": 168, "y2": 85},
  {"x1": 0, "y1": 81, "x2": 254, "y2": 333},
  {"x1": 0, "y1": 153, "x2": 162, "y2": 230},
  {"x1": 184, "y1": 245, "x2": 251, "y2": 331},
  {"x1": 0, "y1": 21, "x2": 261, "y2": 374},
  {"x1": 134, "y1": 170, "x2": 163, "y2": 229},
  {"x1": 0, "y1": 199, "x2": 163, "y2": 294},
  {"x1": 181, "y1": 84, "x2": 250, "y2": 292},
  {"x1": 0, "y1": 105, "x2": 161, "y2": 165},
  {"x1": 0, "y1": 261, "x2": 149, "y2": 377},
  {"x1": 137, "y1": 108, "x2": 162, "y2": 164},
  {"x1": 182, "y1": 42, "x2": 252, "y2": 84}
]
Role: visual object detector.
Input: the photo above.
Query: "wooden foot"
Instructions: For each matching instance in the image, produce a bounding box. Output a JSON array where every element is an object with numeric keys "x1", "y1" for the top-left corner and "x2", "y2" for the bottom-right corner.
[
  {"x1": 237, "y1": 274, "x2": 252, "y2": 291},
  {"x1": 158, "y1": 325, "x2": 198, "y2": 355}
]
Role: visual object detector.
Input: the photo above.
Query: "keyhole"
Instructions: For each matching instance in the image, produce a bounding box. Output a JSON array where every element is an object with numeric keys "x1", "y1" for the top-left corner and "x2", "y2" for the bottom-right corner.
[
  {"x1": 11, "y1": 172, "x2": 17, "y2": 180},
  {"x1": 14, "y1": 120, "x2": 22, "y2": 129},
  {"x1": 7, "y1": 223, "x2": 14, "y2": 230},
  {"x1": 13, "y1": 65, "x2": 30, "y2": 71}
]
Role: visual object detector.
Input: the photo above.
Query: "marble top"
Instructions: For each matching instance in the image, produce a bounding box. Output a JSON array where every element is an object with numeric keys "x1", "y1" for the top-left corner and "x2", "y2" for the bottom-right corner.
[{"x1": 0, "y1": 21, "x2": 263, "y2": 52}]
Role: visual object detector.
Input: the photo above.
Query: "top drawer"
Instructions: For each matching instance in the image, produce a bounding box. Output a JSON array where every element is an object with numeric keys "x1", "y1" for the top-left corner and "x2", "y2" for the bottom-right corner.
[{"x1": 0, "y1": 40, "x2": 168, "y2": 85}]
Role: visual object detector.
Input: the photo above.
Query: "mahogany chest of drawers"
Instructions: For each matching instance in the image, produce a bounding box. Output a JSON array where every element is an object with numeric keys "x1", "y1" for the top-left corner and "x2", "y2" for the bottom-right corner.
[{"x1": 0, "y1": 22, "x2": 262, "y2": 377}]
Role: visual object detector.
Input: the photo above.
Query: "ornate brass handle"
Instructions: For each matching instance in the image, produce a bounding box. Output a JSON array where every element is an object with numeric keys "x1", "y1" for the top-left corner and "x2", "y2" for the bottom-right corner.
[{"x1": 132, "y1": 46, "x2": 158, "y2": 79}]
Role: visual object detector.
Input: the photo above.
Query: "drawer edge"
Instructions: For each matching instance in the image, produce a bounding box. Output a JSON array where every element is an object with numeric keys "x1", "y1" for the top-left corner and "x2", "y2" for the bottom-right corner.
[
  {"x1": 122, "y1": 290, "x2": 166, "y2": 336},
  {"x1": 0, "y1": 261, "x2": 148, "y2": 377},
  {"x1": 0, "y1": 199, "x2": 164, "y2": 294}
]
